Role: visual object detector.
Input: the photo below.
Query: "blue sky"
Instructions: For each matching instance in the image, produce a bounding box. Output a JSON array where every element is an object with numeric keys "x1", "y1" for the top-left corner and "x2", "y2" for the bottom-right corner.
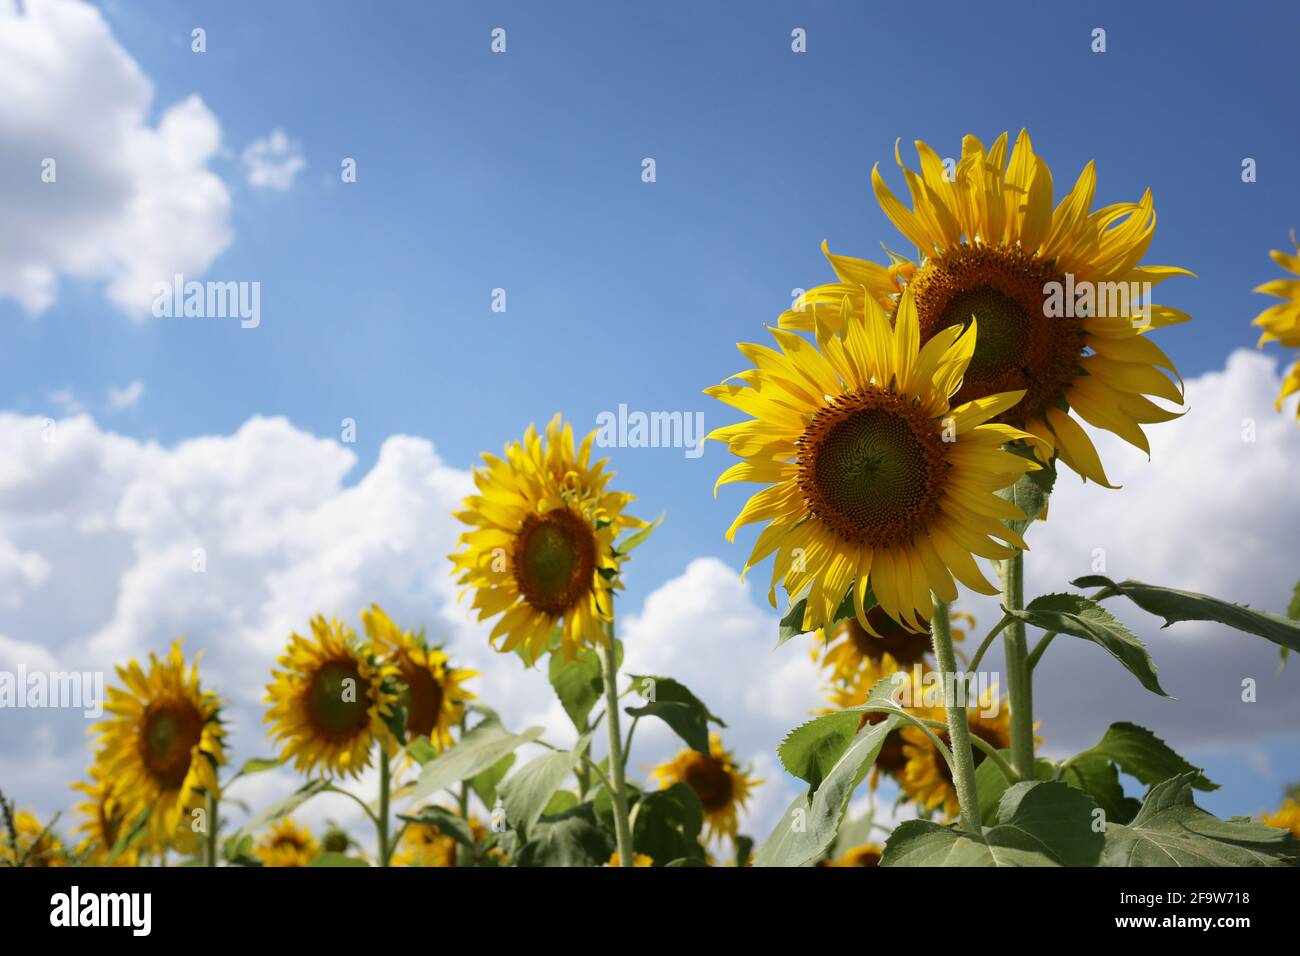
[
  {"x1": 3, "y1": 0, "x2": 1299, "y2": 832},
  {"x1": 10, "y1": 0, "x2": 1299, "y2": 597}
]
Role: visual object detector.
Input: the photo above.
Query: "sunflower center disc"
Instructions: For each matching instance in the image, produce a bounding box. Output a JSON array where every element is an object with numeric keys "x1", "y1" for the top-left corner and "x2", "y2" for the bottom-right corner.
[
  {"x1": 937, "y1": 286, "x2": 1032, "y2": 377},
  {"x1": 797, "y1": 393, "x2": 947, "y2": 548},
  {"x1": 513, "y1": 509, "x2": 597, "y2": 615},
  {"x1": 909, "y1": 244, "x2": 1085, "y2": 426},
  {"x1": 401, "y1": 660, "x2": 444, "y2": 739},
  {"x1": 141, "y1": 700, "x2": 203, "y2": 789},
  {"x1": 309, "y1": 659, "x2": 371, "y2": 739},
  {"x1": 683, "y1": 754, "x2": 734, "y2": 812}
]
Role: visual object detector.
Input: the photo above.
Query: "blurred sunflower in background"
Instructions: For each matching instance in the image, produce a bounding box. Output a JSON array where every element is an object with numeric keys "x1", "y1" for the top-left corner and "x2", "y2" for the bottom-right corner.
[
  {"x1": 253, "y1": 818, "x2": 320, "y2": 867},
  {"x1": 362, "y1": 604, "x2": 477, "y2": 751},
  {"x1": 395, "y1": 813, "x2": 485, "y2": 867},
  {"x1": 709, "y1": 286, "x2": 1040, "y2": 633},
  {"x1": 265, "y1": 615, "x2": 399, "y2": 779},
  {"x1": 898, "y1": 693, "x2": 1012, "y2": 820},
  {"x1": 1263, "y1": 795, "x2": 1300, "y2": 837},
  {"x1": 606, "y1": 850, "x2": 654, "y2": 867},
  {"x1": 1250, "y1": 235, "x2": 1300, "y2": 419},
  {"x1": 450, "y1": 414, "x2": 645, "y2": 662},
  {"x1": 651, "y1": 733, "x2": 760, "y2": 843},
  {"x1": 819, "y1": 843, "x2": 883, "y2": 867},
  {"x1": 786, "y1": 130, "x2": 1192, "y2": 486},
  {"x1": 71, "y1": 766, "x2": 138, "y2": 866},
  {"x1": 1, "y1": 809, "x2": 66, "y2": 867},
  {"x1": 815, "y1": 606, "x2": 974, "y2": 691},
  {"x1": 91, "y1": 639, "x2": 225, "y2": 847}
]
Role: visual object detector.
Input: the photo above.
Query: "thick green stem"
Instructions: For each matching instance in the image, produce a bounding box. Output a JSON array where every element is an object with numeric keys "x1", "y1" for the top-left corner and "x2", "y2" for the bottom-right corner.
[
  {"x1": 600, "y1": 616, "x2": 635, "y2": 866},
  {"x1": 1000, "y1": 552, "x2": 1036, "y2": 778},
  {"x1": 205, "y1": 792, "x2": 218, "y2": 867},
  {"x1": 930, "y1": 596, "x2": 982, "y2": 832},
  {"x1": 377, "y1": 750, "x2": 391, "y2": 867}
]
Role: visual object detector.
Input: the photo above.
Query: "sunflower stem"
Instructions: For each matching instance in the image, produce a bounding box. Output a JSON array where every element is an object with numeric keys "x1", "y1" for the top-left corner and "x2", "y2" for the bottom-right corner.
[
  {"x1": 599, "y1": 615, "x2": 635, "y2": 867},
  {"x1": 930, "y1": 596, "x2": 982, "y2": 832},
  {"x1": 205, "y1": 791, "x2": 218, "y2": 867},
  {"x1": 377, "y1": 749, "x2": 392, "y2": 867},
  {"x1": 999, "y1": 551, "x2": 1036, "y2": 779}
]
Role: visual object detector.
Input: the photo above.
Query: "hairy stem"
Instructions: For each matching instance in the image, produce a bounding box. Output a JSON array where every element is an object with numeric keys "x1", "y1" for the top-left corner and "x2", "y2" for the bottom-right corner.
[
  {"x1": 931, "y1": 596, "x2": 982, "y2": 832},
  {"x1": 1000, "y1": 552, "x2": 1036, "y2": 778},
  {"x1": 600, "y1": 616, "x2": 635, "y2": 866}
]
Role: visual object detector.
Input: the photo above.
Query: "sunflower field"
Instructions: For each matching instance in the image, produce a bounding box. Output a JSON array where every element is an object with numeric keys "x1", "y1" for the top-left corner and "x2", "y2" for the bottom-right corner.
[{"x1": 3, "y1": 4, "x2": 1300, "y2": 910}]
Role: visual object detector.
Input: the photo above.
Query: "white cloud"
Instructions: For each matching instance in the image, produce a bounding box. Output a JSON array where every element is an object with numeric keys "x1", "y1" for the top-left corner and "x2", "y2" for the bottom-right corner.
[
  {"x1": 45, "y1": 388, "x2": 84, "y2": 416},
  {"x1": 106, "y1": 379, "x2": 145, "y2": 411},
  {"x1": 0, "y1": 350, "x2": 1297, "y2": 848},
  {"x1": 0, "y1": 0, "x2": 231, "y2": 317},
  {"x1": 241, "y1": 129, "x2": 305, "y2": 191}
]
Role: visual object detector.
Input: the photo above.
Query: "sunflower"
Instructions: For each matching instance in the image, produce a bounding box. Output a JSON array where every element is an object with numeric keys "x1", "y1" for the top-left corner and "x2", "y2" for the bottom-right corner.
[
  {"x1": 651, "y1": 732, "x2": 760, "y2": 843},
  {"x1": 710, "y1": 283, "x2": 1042, "y2": 634},
  {"x1": 898, "y1": 692, "x2": 1012, "y2": 820},
  {"x1": 91, "y1": 639, "x2": 225, "y2": 847},
  {"x1": 265, "y1": 615, "x2": 399, "y2": 779},
  {"x1": 1, "y1": 810, "x2": 66, "y2": 866},
  {"x1": 1263, "y1": 797, "x2": 1300, "y2": 838},
  {"x1": 815, "y1": 606, "x2": 975, "y2": 690},
  {"x1": 1250, "y1": 235, "x2": 1300, "y2": 418},
  {"x1": 394, "y1": 812, "x2": 486, "y2": 867},
  {"x1": 71, "y1": 765, "x2": 139, "y2": 866},
  {"x1": 361, "y1": 605, "x2": 477, "y2": 751},
  {"x1": 819, "y1": 843, "x2": 883, "y2": 867},
  {"x1": 606, "y1": 850, "x2": 654, "y2": 867},
  {"x1": 253, "y1": 818, "x2": 320, "y2": 867},
  {"x1": 450, "y1": 414, "x2": 645, "y2": 662},
  {"x1": 784, "y1": 130, "x2": 1193, "y2": 486}
]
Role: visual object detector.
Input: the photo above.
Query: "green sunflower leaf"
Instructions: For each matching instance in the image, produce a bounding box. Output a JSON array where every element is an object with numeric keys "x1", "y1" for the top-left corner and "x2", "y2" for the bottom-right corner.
[
  {"x1": 1288, "y1": 581, "x2": 1300, "y2": 621},
  {"x1": 974, "y1": 750, "x2": 1055, "y2": 827},
  {"x1": 548, "y1": 642, "x2": 616, "y2": 732},
  {"x1": 1073, "y1": 575, "x2": 1300, "y2": 654},
  {"x1": 755, "y1": 712, "x2": 903, "y2": 867},
  {"x1": 996, "y1": 451, "x2": 1056, "y2": 537},
  {"x1": 1101, "y1": 773, "x2": 1299, "y2": 866},
  {"x1": 615, "y1": 513, "x2": 663, "y2": 555},
  {"x1": 228, "y1": 757, "x2": 281, "y2": 783},
  {"x1": 1058, "y1": 753, "x2": 1142, "y2": 826},
  {"x1": 497, "y1": 732, "x2": 592, "y2": 835},
  {"x1": 1006, "y1": 593, "x2": 1168, "y2": 697},
  {"x1": 630, "y1": 782, "x2": 705, "y2": 866},
  {"x1": 404, "y1": 716, "x2": 545, "y2": 807},
  {"x1": 776, "y1": 597, "x2": 810, "y2": 647},
  {"x1": 624, "y1": 675, "x2": 724, "y2": 753},
  {"x1": 468, "y1": 752, "x2": 515, "y2": 809},
  {"x1": 883, "y1": 781, "x2": 1103, "y2": 867},
  {"x1": 778, "y1": 675, "x2": 905, "y2": 790},
  {"x1": 514, "y1": 803, "x2": 614, "y2": 867},
  {"x1": 1068, "y1": 721, "x2": 1217, "y2": 795}
]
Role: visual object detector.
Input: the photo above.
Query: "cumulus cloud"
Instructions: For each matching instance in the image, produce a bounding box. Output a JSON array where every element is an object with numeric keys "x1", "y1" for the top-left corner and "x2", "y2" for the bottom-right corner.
[
  {"x1": 0, "y1": 350, "x2": 1296, "y2": 846},
  {"x1": 0, "y1": 0, "x2": 231, "y2": 317},
  {"x1": 106, "y1": 379, "x2": 145, "y2": 411},
  {"x1": 241, "y1": 129, "x2": 305, "y2": 191}
]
